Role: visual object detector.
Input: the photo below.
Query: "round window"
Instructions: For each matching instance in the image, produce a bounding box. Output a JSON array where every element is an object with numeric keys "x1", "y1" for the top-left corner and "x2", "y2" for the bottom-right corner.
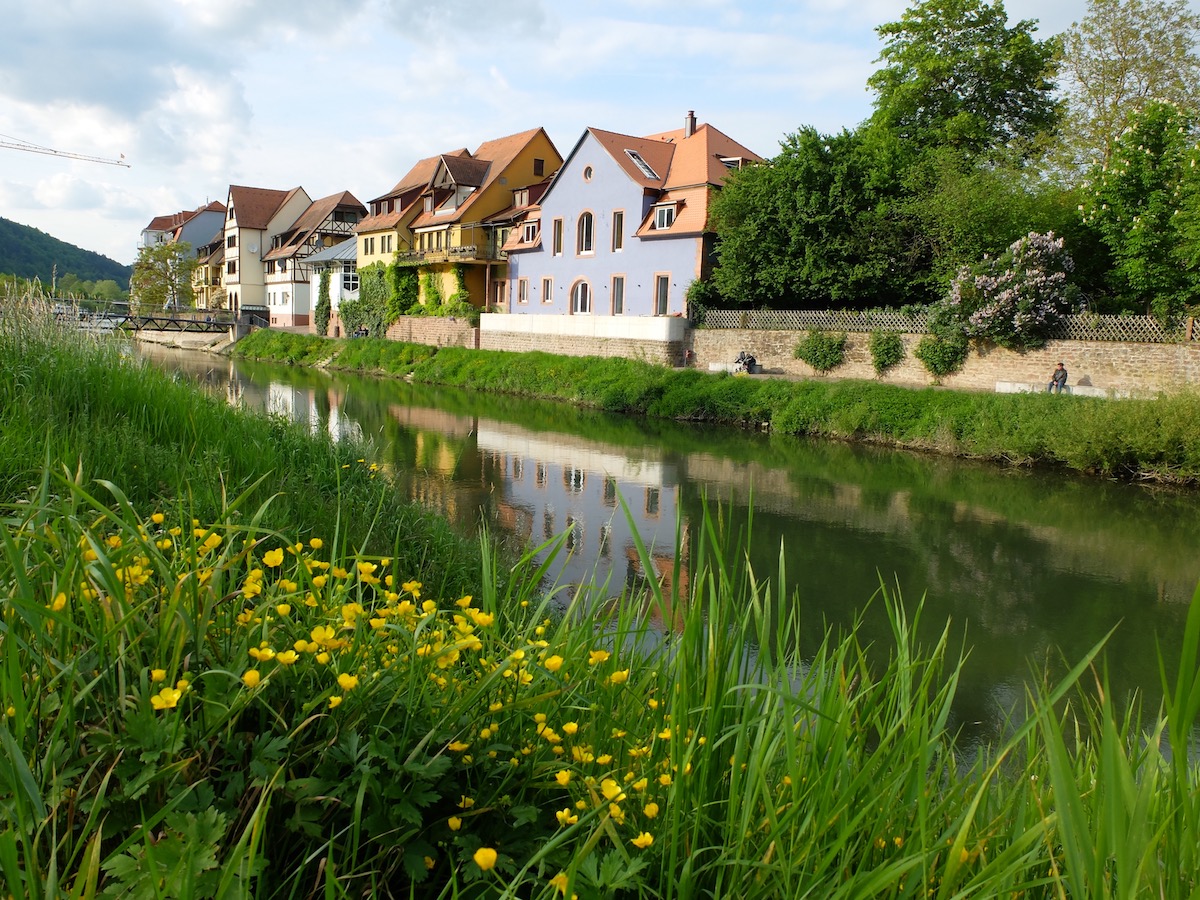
[{"x1": 583, "y1": 165, "x2": 593, "y2": 182}]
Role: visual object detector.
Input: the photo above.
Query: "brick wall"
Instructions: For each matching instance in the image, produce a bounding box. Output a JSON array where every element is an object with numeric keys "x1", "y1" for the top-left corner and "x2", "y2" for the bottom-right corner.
[
  {"x1": 384, "y1": 317, "x2": 479, "y2": 349},
  {"x1": 688, "y1": 329, "x2": 1200, "y2": 394}
]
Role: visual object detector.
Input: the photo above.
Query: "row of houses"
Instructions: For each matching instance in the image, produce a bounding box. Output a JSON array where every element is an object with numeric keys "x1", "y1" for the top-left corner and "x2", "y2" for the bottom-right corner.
[{"x1": 140, "y1": 111, "x2": 760, "y2": 330}]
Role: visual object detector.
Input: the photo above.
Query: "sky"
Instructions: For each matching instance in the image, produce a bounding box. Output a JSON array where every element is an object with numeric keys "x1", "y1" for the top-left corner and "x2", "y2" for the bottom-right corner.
[{"x1": 0, "y1": 0, "x2": 1183, "y2": 267}]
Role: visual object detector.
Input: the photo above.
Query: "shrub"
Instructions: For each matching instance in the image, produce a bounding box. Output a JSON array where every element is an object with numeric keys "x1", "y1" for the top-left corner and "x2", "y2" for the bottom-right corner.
[
  {"x1": 793, "y1": 329, "x2": 847, "y2": 373},
  {"x1": 914, "y1": 333, "x2": 969, "y2": 379},
  {"x1": 935, "y1": 232, "x2": 1077, "y2": 350},
  {"x1": 868, "y1": 330, "x2": 905, "y2": 376}
]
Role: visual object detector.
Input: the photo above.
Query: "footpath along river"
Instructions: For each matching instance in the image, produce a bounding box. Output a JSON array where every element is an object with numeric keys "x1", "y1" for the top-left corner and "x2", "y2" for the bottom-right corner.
[{"x1": 140, "y1": 344, "x2": 1200, "y2": 750}]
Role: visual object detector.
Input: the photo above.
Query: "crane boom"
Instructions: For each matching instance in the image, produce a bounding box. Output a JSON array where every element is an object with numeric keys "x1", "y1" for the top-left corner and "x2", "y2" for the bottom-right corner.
[{"x1": 0, "y1": 135, "x2": 129, "y2": 167}]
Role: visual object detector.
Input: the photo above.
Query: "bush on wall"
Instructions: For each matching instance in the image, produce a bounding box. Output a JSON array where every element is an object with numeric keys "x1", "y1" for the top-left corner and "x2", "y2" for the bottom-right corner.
[
  {"x1": 914, "y1": 333, "x2": 969, "y2": 380},
  {"x1": 794, "y1": 329, "x2": 847, "y2": 373},
  {"x1": 868, "y1": 330, "x2": 905, "y2": 375}
]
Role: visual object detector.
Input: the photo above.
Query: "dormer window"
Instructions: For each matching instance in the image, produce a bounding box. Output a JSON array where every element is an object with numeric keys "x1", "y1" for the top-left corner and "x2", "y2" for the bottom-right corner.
[
  {"x1": 720, "y1": 156, "x2": 747, "y2": 170},
  {"x1": 423, "y1": 196, "x2": 433, "y2": 213},
  {"x1": 522, "y1": 221, "x2": 539, "y2": 243},
  {"x1": 514, "y1": 188, "x2": 529, "y2": 207},
  {"x1": 654, "y1": 204, "x2": 676, "y2": 230}
]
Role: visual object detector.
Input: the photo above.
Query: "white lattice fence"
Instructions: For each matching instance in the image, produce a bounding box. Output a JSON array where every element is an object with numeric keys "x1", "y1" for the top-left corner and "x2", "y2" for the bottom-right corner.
[
  {"x1": 701, "y1": 308, "x2": 928, "y2": 332},
  {"x1": 700, "y1": 309, "x2": 1198, "y2": 344}
]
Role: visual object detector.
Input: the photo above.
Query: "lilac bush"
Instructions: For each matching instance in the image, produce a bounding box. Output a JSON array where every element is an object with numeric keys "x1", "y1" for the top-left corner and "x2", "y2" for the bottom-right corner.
[{"x1": 936, "y1": 232, "x2": 1077, "y2": 350}]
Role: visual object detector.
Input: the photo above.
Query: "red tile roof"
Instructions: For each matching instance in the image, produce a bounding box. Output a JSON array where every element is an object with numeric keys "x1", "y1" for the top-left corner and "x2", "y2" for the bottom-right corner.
[{"x1": 227, "y1": 185, "x2": 302, "y2": 230}]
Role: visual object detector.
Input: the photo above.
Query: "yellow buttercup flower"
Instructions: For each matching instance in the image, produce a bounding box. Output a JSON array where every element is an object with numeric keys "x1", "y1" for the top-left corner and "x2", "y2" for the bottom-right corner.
[
  {"x1": 276, "y1": 603, "x2": 292, "y2": 616},
  {"x1": 309, "y1": 537, "x2": 324, "y2": 549},
  {"x1": 328, "y1": 695, "x2": 342, "y2": 709},
  {"x1": 473, "y1": 847, "x2": 497, "y2": 871},
  {"x1": 150, "y1": 668, "x2": 167, "y2": 683},
  {"x1": 643, "y1": 802, "x2": 659, "y2": 818},
  {"x1": 263, "y1": 547, "x2": 284, "y2": 567},
  {"x1": 556, "y1": 807, "x2": 578, "y2": 826},
  {"x1": 242, "y1": 669, "x2": 261, "y2": 688},
  {"x1": 151, "y1": 512, "x2": 165, "y2": 525},
  {"x1": 337, "y1": 673, "x2": 359, "y2": 691},
  {"x1": 448, "y1": 741, "x2": 470, "y2": 753},
  {"x1": 609, "y1": 669, "x2": 629, "y2": 684},
  {"x1": 447, "y1": 816, "x2": 462, "y2": 831},
  {"x1": 555, "y1": 769, "x2": 572, "y2": 786},
  {"x1": 276, "y1": 650, "x2": 299, "y2": 665},
  {"x1": 544, "y1": 655, "x2": 564, "y2": 673},
  {"x1": 150, "y1": 687, "x2": 181, "y2": 711},
  {"x1": 588, "y1": 649, "x2": 610, "y2": 666},
  {"x1": 631, "y1": 832, "x2": 654, "y2": 849}
]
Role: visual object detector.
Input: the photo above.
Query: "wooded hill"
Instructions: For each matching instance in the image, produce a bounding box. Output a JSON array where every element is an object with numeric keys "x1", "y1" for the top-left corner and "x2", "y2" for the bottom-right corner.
[{"x1": 0, "y1": 216, "x2": 131, "y2": 286}]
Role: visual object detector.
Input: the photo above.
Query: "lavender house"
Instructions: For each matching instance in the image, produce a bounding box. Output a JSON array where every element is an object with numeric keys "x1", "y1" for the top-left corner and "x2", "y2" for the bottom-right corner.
[{"x1": 484, "y1": 112, "x2": 759, "y2": 360}]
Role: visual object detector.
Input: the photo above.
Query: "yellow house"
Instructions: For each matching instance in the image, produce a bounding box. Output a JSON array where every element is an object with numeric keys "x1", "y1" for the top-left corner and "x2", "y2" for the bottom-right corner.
[{"x1": 357, "y1": 127, "x2": 562, "y2": 309}]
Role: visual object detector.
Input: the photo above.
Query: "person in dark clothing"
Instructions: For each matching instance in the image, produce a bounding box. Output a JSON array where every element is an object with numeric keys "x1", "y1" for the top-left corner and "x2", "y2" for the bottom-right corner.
[{"x1": 1047, "y1": 362, "x2": 1068, "y2": 393}]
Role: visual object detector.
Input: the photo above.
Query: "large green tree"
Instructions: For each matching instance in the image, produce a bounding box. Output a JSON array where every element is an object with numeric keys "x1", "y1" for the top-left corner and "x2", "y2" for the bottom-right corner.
[
  {"x1": 868, "y1": 0, "x2": 1061, "y2": 161},
  {"x1": 129, "y1": 241, "x2": 197, "y2": 314},
  {"x1": 710, "y1": 126, "x2": 928, "y2": 307},
  {"x1": 1058, "y1": 0, "x2": 1200, "y2": 171},
  {"x1": 1082, "y1": 100, "x2": 1200, "y2": 321}
]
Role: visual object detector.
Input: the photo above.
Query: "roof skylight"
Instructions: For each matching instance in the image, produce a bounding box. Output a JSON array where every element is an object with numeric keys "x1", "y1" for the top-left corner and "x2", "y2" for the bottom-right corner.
[{"x1": 625, "y1": 149, "x2": 659, "y2": 180}]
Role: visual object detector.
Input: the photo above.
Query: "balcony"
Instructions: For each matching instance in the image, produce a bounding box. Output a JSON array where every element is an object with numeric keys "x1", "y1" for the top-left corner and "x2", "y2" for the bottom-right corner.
[{"x1": 396, "y1": 243, "x2": 509, "y2": 264}]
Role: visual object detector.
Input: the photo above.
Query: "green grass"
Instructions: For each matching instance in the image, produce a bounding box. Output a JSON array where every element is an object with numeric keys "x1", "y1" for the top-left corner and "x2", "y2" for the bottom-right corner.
[{"x1": 234, "y1": 327, "x2": 437, "y2": 376}]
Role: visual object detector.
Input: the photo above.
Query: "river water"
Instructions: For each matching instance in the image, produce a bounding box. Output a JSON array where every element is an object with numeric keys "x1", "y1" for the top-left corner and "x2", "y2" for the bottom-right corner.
[{"x1": 140, "y1": 345, "x2": 1200, "y2": 748}]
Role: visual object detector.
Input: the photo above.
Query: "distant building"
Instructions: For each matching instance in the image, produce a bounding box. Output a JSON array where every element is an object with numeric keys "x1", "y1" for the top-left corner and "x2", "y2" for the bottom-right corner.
[{"x1": 140, "y1": 201, "x2": 226, "y2": 255}]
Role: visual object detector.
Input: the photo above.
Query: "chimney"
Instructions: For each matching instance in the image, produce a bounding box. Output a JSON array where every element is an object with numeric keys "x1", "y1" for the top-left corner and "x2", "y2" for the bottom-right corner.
[{"x1": 685, "y1": 110, "x2": 696, "y2": 138}]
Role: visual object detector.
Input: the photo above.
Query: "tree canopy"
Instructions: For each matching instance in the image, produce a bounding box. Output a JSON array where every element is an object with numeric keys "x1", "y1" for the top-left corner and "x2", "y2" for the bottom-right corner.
[
  {"x1": 130, "y1": 242, "x2": 197, "y2": 314},
  {"x1": 867, "y1": 0, "x2": 1061, "y2": 161},
  {"x1": 1058, "y1": 0, "x2": 1200, "y2": 171}
]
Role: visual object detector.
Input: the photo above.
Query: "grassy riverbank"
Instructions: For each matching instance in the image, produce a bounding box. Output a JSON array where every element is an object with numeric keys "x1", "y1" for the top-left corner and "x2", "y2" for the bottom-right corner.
[
  {"x1": 6, "y1": 305, "x2": 1200, "y2": 897},
  {"x1": 233, "y1": 330, "x2": 1200, "y2": 484}
]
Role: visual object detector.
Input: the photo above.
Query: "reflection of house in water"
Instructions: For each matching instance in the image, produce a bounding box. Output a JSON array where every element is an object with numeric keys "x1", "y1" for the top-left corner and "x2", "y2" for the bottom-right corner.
[
  {"x1": 263, "y1": 382, "x2": 364, "y2": 444},
  {"x1": 475, "y1": 422, "x2": 689, "y2": 602}
]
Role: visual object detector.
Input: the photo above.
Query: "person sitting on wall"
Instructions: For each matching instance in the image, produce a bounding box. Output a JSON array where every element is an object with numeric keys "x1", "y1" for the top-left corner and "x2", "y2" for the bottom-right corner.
[{"x1": 1047, "y1": 362, "x2": 1068, "y2": 394}]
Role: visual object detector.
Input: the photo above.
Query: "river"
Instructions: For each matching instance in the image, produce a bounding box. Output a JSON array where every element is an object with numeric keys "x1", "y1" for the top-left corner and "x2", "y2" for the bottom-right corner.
[{"x1": 140, "y1": 345, "x2": 1200, "y2": 749}]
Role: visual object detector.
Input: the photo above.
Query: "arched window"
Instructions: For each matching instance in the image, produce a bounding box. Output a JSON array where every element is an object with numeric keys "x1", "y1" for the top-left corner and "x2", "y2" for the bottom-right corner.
[
  {"x1": 576, "y1": 211, "x2": 594, "y2": 254},
  {"x1": 571, "y1": 281, "x2": 591, "y2": 314}
]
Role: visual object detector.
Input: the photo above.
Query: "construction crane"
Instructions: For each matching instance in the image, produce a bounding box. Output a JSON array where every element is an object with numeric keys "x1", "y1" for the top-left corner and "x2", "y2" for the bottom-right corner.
[{"x1": 0, "y1": 133, "x2": 129, "y2": 167}]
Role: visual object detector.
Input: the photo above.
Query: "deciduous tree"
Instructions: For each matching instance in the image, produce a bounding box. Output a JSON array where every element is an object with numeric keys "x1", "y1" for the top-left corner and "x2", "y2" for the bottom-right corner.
[
  {"x1": 1058, "y1": 0, "x2": 1200, "y2": 171},
  {"x1": 1081, "y1": 100, "x2": 1200, "y2": 321},
  {"x1": 868, "y1": 0, "x2": 1061, "y2": 161},
  {"x1": 130, "y1": 241, "x2": 196, "y2": 314}
]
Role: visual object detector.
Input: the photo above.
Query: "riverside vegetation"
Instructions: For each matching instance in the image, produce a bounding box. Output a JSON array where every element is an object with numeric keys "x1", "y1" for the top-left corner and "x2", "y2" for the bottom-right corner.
[
  {"x1": 4, "y1": 297, "x2": 1200, "y2": 898},
  {"x1": 234, "y1": 329, "x2": 1200, "y2": 485}
]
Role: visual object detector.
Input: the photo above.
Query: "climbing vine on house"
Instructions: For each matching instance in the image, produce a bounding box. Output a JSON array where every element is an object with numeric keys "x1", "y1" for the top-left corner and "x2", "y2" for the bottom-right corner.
[
  {"x1": 339, "y1": 263, "x2": 390, "y2": 336},
  {"x1": 390, "y1": 265, "x2": 420, "y2": 318},
  {"x1": 315, "y1": 269, "x2": 331, "y2": 336}
]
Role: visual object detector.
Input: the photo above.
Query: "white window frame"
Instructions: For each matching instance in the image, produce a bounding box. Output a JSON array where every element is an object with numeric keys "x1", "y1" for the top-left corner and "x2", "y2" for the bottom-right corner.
[
  {"x1": 654, "y1": 204, "x2": 675, "y2": 230},
  {"x1": 571, "y1": 280, "x2": 591, "y2": 315}
]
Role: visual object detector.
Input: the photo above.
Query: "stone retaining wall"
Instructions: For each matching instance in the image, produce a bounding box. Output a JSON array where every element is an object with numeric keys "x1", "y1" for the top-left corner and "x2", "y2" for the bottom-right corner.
[
  {"x1": 687, "y1": 329, "x2": 1200, "y2": 395},
  {"x1": 384, "y1": 317, "x2": 479, "y2": 349}
]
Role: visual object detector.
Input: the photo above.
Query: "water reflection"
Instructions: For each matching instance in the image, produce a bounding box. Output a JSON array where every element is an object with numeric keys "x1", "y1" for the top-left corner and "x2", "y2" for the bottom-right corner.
[{"x1": 140, "y1": 345, "x2": 1200, "y2": 747}]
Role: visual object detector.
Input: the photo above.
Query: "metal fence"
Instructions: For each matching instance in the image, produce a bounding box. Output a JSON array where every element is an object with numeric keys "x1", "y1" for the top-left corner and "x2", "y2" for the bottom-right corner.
[{"x1": 699, "y1": 309, "x2": 1198, "y2": 344}]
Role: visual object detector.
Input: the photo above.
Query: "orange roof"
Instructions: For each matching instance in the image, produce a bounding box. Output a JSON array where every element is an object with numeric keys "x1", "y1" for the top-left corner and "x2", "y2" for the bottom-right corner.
[
  {"x1": 358, "y1": 150, "x2": 470, "y2": 233},
  {"x1": 227, "y1": 185, "x2": 302, "y2": 230},
  {"x1": 263, "y1": 190, "x2": 366, "y2": 261},
  {"x1": 409, "y1": 127, "x2": 553, "y2": 230}
]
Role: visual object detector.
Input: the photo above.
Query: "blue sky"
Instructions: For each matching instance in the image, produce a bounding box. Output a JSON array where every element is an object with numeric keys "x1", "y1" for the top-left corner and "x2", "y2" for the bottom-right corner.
[{"x1": 0, "y1": 0, "x2": 1187, "y2": 266}]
